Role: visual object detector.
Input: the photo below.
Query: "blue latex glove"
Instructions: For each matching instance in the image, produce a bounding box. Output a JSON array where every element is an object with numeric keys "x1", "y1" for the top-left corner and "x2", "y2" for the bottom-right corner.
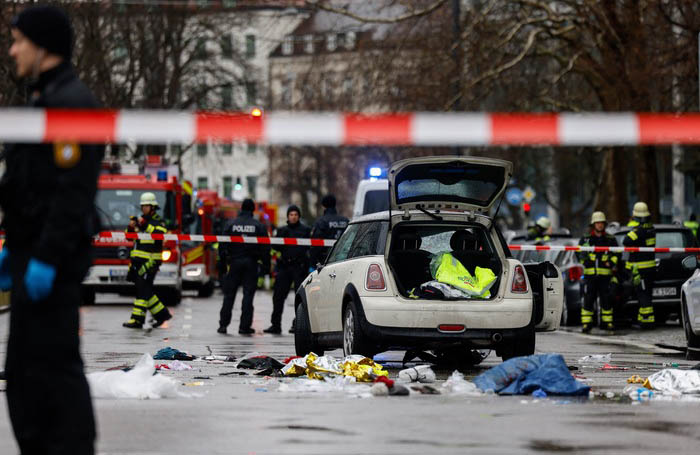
[
  {"x1": 0, "y1": 249, "x2": 11, "y2": 291},
  {"x1": 24, "y1": 258, "x2": 56, "y2": 302}
]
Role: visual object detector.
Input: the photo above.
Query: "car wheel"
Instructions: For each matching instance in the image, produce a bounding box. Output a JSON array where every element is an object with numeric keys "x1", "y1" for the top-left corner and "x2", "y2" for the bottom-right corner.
[
  {"x1": 197, "y1": 280, "x2": 214, "y2": 298},
  {"x1": 681, "y1": 299, "x2": 700, "y2": 360},
  {"x1": 80, "y1": 288, "x2": 96, "y2": 306},
  {"x1": 499, "y1": 326, "x2": 535, "y2": 361},
  {"x1": 343, "y1": 301, "x2": 373, "y2": 357},
  {"x1": 294, "y1": 302, "x2": 323, "y2": 356}
]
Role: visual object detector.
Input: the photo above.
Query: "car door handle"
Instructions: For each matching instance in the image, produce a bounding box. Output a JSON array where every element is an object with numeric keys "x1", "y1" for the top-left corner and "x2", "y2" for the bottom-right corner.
[
  {"x1": 546, "y1": 286, "x2": 554, "y2": 292},
  {"x1": 328, "y1": 273, "x2": 337, "y2": 279}
]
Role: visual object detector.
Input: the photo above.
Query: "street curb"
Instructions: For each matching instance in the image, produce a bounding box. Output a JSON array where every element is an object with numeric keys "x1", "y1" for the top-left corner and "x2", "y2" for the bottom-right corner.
[{"x1": 558, "y1": 327, "x2": 680, "y2": 355}]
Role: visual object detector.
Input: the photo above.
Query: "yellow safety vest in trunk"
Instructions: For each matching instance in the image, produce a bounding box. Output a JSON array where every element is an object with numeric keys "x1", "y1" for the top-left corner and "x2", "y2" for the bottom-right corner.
[{"x1": 433, "y1": 253, "x2": 496, "y2": 298}]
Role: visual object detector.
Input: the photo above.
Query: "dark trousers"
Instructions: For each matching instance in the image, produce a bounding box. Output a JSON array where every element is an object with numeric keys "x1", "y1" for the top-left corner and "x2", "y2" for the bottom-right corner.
[
  {"x1": 583, "y1": 276, "x2": 612, "y2": 313},
  {"x1": 219, "y1": 257, "x2": 258, "y2": 329},
  {"x1": 635, "y1": 271, "x2": 656, "y2": 325},
  {"x1": 130, "y1": 266, "x2": 169, "y2": 323},
  {"x1": 6, "y1": 258, "x2": 95, "y2": 455},
  {"x1": 271, "y1": 264, "x2": 307, "y2": 328}
]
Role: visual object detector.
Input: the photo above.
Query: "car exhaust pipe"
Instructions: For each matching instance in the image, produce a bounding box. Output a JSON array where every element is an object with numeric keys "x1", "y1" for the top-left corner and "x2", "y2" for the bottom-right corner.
[{"x1": 491, "y1": 332, "x2": 503, "y2": 343}]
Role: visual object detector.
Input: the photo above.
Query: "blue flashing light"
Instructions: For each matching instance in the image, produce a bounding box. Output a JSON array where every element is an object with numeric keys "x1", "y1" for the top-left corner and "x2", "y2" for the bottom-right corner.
[
  {"x1": 157, "y1": 170, "x2": 168, "y2": 182},
  {"x1": 369, "y1": 167, "x2": 382, "y2": 178}
]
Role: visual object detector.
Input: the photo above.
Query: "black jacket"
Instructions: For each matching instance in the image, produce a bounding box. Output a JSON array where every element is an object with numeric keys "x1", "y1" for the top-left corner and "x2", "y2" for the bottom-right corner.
[
  {"x1": 310, "y1": 207, "x2": 349, "y2": 265},
  {"x1": 275, "y1": 221, "x2": 311, "y2": 267},
  {"x1": 218, "y1": 211, "x2": 270, "y2": 269},
  {"x1": 577, "y1": 231, "x2": 619, "y2": 276},
  {"x1": 0, "y1": 61, "x2": 104, "y2": 281}
]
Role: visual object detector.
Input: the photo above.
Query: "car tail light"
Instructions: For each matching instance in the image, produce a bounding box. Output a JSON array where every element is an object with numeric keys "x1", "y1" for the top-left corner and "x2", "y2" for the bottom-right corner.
[
  {"x1": 567, "y1": 265, "x2": 583, "y2": 282},
  {"x1": 438, "y1": 324, "x2": 465, "y2": 333},
  {"x1": 512, "y1": 265, "x2": 528, "y2": 293},
  {"x1": 366, "y1": 264, "x2": 386, "y2": 290}
]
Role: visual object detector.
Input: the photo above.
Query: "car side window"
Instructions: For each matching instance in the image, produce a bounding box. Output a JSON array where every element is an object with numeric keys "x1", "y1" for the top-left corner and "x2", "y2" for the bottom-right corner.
[
  {"x1": 326, "y1": 224, "x2": 359, "y2": 264},
  {"x1": 348, "y1": 222, "x2": 385, "y2": 259}
]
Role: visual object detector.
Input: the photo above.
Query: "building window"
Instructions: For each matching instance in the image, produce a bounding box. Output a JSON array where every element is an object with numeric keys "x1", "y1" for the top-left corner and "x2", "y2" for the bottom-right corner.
[
  {"x1": 223, "y1": 144, "x2": 232, "y2": 155},
  {"x1": 245, "y1": 34, "x2": 256, "y2": 58},
  {"x1": 247, "y1": 144, "x2": 257, "y2": 155},
  {"x1": 246, "y1": 175, "x2": 258, "y2": 200},
  {"x1": 222, "y1": 176, "x2": 233, "y2": 199},
  {"x1": 343, "y1": 77, "x2": 353, "y2": 96},
  {"x1": 197, "y1": 143, "x2": 207, "y2": 157},
  {"x1": 245, "y1": 81, "x2": 257, "y2": 104},
  {"x1": 346, "y1": 31, "x2": 356, "y2": 49},
  {"x1": 221, "y1": 35, "x2": 233, "y2": 59},
  {"x1": 195, "y1": 38, "x2": 207, "y2": 60},
  {"x1": 197, "y1": 176, "x2": 208, "y2": 190},
  {"x1": 282, "y1": 36, "x2": 293, "y2": 55},
  {"x1": 326, "y1": 33, "x2": 337, "y2": 51},
  {"x1": 221, "y1": 84, "x2": 232, "y2": 109},
  {"x1": 281, "y1": 75, "x2": 294, "y2": 107},
  {"x1": 304, "y1": 34, "x2": 314, "y2": 54}
]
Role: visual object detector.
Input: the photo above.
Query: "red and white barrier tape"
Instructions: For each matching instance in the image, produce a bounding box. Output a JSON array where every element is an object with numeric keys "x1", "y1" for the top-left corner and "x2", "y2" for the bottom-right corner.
[
  {"x1": 97, "y1": 232, "x2": 700, "y2": 253},
  {"x1": 3, "y1": 109, "x2": 700, "y2": 145},
  {"x1": 97, "y1": 231, "x2": 335, "y2": 247}
]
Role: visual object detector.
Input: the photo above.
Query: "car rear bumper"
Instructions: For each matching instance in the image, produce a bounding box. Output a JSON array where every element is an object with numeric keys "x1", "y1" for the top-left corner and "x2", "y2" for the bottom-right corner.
[{"x1": 360, "y1": 295, "x2": 533, "y2": 329}]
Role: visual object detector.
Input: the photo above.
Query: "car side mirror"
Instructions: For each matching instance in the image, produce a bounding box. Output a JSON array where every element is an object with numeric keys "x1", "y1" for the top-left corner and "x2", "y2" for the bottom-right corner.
[
  {"x1": 682, "y1": 255, "x2": 698, "y2": 270},
  {"x1": 543, "y1": 261, "x2": 559, "y2": 279}
]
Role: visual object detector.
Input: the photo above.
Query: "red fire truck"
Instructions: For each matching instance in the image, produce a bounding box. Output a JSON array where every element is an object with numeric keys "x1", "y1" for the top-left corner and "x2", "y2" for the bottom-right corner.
[
  {"x1": 81, "y1": 172, "x2": 192, "y2": 306},
  {"x1": 181, "y1": 190, "x2": 237, "y2": 296}
]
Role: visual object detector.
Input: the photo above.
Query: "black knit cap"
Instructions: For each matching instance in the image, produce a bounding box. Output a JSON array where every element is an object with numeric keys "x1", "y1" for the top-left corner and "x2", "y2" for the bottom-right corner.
[
  {"x1": 11, "y1": 5, "x2": 73, "y2": 60},
  {"x1": 321, "y1": 194, "x2": 336, "y2": 208},
  {"x1": 287, "y1": 205, "x2": 301, "y2": 216},
  {"x1": 241, "y1": 198, "x2": 255, "y2": 212}
]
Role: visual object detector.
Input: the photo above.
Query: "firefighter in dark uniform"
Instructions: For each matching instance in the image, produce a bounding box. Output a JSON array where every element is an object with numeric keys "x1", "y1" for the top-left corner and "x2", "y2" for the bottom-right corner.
[
  {"x1": 578, "y1": 211, "x2": 620, "y2": 333},
  {"x1": 0, "y1": 6, "x2": 100, "y2": 453},
  {"x1": 623, "y1": 202, "x2": 657, "y2": 329},
  {"x1": 309, "y1": 194, "x2": 350, "y2": 267},
  {"x1": 122, "y1": 192, "x2": 173, "y2": 328},
  {"x1": 264, "y1": 205, "x2": 311, "y2": 334},
  {"x1": 218, "y1": 198, "x2": 270, "y2": 335}
]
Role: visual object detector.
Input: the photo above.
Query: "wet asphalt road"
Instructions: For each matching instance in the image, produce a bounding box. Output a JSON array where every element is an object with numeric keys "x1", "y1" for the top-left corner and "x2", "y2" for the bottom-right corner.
[{"x1": 0, "y1": 289, "x2": 699, "y2": 455}]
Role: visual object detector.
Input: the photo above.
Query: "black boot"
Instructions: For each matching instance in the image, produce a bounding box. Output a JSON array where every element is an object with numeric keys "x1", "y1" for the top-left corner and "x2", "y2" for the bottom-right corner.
[
  {"x1": 152, "y1": 310, "x2": 172, "y2": 328},
  {"x1": 123, "y1": 319, "x2": 144, "y2": 329}
]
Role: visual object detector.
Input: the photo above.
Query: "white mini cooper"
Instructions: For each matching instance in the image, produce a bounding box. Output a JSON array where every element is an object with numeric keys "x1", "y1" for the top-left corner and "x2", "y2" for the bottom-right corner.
[{"x1": 294, "y1": 157, "x2": 563, "y2": 362}]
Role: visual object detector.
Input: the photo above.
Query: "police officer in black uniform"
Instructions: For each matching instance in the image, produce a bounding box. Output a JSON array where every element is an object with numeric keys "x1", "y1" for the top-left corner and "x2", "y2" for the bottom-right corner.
[
  {"x1": 217, "y1": 198, "x2": 270, "y2": 335},
  {"x1": 0, "y1": 6, "x2": 100, "y2": 453},
  {"x1": 264, "y1": 205, "x2": 311, "y2": 334},
  {"x1": 309, "y1": 194, "x2": 349, "y2": 267}
]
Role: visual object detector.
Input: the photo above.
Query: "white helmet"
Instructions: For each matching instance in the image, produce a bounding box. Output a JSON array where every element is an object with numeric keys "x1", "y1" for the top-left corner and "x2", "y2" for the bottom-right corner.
[
  {"x1": 536, "y1": 216, "x2": 551, "y2": 230},
  {"x1": 140, "y1": 192, "x2": 158, "y2": 207},
  {"x1": 632, "y1": 201, "x2": 650, "y2": 218},
  {"x1": 590, "y1": 211, "x2": 606, "y2": 224}
]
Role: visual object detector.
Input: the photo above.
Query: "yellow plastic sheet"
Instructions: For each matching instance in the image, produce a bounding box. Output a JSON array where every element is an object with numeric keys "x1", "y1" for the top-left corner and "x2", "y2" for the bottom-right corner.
[
  {"x1": 283, "y1": 353, "x2": 388, "y2": 382},
  {"x1": 433, "y1": 253, "x2": 496, "y2": 298}
]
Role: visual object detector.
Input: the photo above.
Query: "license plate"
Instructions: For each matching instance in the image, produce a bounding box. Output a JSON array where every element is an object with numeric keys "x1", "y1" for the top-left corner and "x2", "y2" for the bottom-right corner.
[
  {"x1": 109, "y1": 269, "x2": 127, "y2": 281},
  {"x1": 652, "y1": 287, "x2": 676, "y2": 297}
]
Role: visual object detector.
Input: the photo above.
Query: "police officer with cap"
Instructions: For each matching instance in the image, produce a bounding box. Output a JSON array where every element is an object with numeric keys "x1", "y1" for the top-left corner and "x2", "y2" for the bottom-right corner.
[
  {"x1": 309, "y1": 194, "x2": 349, "y2": 268},
  {"x1": 218, "y1": 198, "x2": 270, "y2": 334},
  {"x1": 0, "y1": 5, "x2": 101, "y2": 453},
  {"x1": 265, "y1": 205, "x2": 311, "y2": 334}
]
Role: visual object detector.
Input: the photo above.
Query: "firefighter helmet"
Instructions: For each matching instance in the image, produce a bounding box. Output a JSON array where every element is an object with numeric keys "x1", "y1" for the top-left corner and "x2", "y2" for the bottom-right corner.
[
  {"x1": 536, "y1": 216, "x2": 551, "y2": 230},
  {"x1": 632, "y1": 201, "x2": 650, "y2": 218},
  {"x1": 590, "y1": 211, "x2": 607, "y2": 224},
  {"x1": 140, "y1": 192, "x2": 158, "y2": 207}
]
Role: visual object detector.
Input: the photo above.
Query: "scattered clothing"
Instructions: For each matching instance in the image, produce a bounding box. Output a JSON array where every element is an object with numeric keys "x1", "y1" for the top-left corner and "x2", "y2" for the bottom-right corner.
[
  {"x1": 153, "y1": 347, "x2": 196, "y2": 361},
  {"x1": 473, "y1": 354, "x2": 590, "y2": 396}
]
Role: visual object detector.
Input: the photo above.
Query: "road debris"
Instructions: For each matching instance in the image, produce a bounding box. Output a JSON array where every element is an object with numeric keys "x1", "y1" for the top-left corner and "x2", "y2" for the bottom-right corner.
[
  {"x1": 153, "y1": 347, "x2": 196, "y2": 361},
  {"x1": 474, "y1": 354, "x2": 590, "y2": 396},
  {"x1": 282, "y1": 353, "x2": 388, "y2": 382},
  {"x1": 441, "y1": 371, "x2": 482, "y2": 396},
  {"x1": 577, "y1": 353, "x2": 612, "y2": 365},
  {"x1": 398, "y1": 365, "x2": 436, "y2": 383},
  {"x1": 88, "y1": 354, "x2": 192, "y2": 399}
]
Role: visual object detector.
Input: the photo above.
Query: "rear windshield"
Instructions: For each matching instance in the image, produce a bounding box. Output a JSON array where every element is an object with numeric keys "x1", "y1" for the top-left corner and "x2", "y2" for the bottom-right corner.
[
  {"x1": 363, "y1": 190, "x2": 389, "y2": 215},
  {"x1": 395, "y1": 162, "x2": 506, "y2": 208},
  {"x1": 392, "y1": 223, "x2": 497, "y2": 256}
]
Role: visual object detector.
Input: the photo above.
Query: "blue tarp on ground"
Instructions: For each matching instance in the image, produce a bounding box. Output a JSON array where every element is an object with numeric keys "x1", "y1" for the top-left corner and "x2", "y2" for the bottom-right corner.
[{"x1": 473, "y1": 354, "x2": 590, "y2": 396}]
